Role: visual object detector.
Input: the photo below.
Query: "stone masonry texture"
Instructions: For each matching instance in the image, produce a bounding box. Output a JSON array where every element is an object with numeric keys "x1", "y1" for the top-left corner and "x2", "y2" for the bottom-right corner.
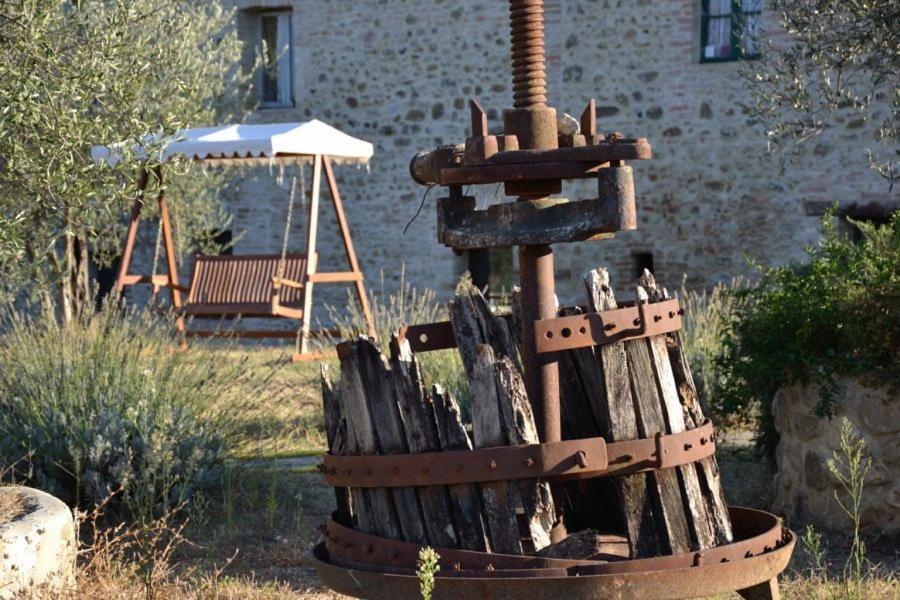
[
  {"x1": 772, "y1": 381, "x2": 899, "y2": 535},
  {"x1": 206, "y1": 0, "x2": 888, "y2": 314}
]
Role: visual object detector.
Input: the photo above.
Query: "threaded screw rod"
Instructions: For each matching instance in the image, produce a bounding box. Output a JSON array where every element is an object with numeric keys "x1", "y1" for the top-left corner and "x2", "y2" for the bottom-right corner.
[{"x1": 509, "y1": 0, "x2": 547, "y2": 108}]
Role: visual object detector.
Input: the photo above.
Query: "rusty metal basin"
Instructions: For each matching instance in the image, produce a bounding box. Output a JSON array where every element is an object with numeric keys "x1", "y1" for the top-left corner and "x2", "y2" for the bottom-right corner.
[{"x1": 311, "y1": 507, "x2": 794, "y2": 600}]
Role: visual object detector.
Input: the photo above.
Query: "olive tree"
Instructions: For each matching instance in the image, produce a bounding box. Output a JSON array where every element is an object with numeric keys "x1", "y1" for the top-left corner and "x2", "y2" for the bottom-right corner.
[
  {"x1": 0, "y1": 0, "x2": 252, "y2": 320},
  {"x1": 740, "y1": 0, "x2": 899, "y2": 184}
]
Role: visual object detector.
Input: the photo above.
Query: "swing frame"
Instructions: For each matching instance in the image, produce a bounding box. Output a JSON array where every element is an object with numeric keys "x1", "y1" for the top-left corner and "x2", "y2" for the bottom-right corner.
[{"x1": 114, "y1": 154, "x2": 376, "y2": 362}]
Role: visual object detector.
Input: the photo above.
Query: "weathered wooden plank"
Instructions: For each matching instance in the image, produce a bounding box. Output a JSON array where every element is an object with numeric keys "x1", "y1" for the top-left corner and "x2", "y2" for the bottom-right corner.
[
  {"x1": 584, "y1": 268, "x2": 662, "y2": 558},
  {"x1": 450, "y1": 286, "x2": 554, "y2": 553},
  {"x1": 320, "y1": 364, "x2": 352, "y2": 524},
  {"x1": 493, "y1": 357, "x2": 554, "y2": 553},
  {"x1": 624, "y1": 287, "x2": 693, "y2": 555},
  {"x1": 449, "y1": 282, "x2": 520, "y2": 383},
  {"x1": 338, "y1": 338, "x2": 401, "y2": 540},
  {"x1": 354, "y1": 338, "x2": 428, "y2": 544},
  {"x1": 637, "y1": 276, "x2": 717, "y2": 551},
  {"x1": 468, "y1": 345, "x2": 527, "y2": 554},
  {"x1": 390, "y1": 336, "x2": 458, "y2": 548},
  {"x1": 432, "y1": 384, "x2": 491, "y2": 552},
  {"x1": 640, "y1": 271, "x2": 733, "y2": 545}
]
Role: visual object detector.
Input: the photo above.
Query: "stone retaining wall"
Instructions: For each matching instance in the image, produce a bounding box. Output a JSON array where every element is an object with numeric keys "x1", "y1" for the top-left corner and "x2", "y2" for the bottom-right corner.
[{"x1": 772, "y1": 380, "x2": 899, "y2": 535}]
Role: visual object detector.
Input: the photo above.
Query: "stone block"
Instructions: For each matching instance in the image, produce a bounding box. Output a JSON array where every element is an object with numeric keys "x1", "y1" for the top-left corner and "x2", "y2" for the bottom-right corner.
[
  {"x1": 0, "y1": 487, "x2": 76, "y2": 599},
  {"x1": 773, "y1": 380, "x2": 900, "y2": 535}
]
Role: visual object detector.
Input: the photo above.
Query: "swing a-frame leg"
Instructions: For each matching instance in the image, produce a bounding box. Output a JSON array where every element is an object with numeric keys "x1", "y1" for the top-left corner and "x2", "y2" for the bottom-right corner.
[
  {"x1": 290, "y1": 155, "x2": 376, "y2": 362},
  {"x1": 115, "y1": 165, "x2": 186, "y2": 335}
]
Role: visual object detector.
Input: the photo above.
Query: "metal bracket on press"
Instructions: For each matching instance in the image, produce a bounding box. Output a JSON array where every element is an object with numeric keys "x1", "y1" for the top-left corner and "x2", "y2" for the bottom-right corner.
[
  {"x1": 534, "y1": 298, "x2": 683, "y2": 354},
  {"x1": 322, "y1": 420, "x2": 715, "y2": 488}
]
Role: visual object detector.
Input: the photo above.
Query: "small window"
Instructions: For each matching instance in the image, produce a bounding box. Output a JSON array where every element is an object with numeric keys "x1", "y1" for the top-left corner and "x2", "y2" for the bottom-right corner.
[
  {"x1": 701, "y1": 0, "x2": 761, "y2": 63},
  {"x1": 258, "y1": 11, "x2": 293, "y2": 108},
  {"x1": 633, "y1": 252, "x2": 654, "y2": 279},
  {"x1": 211, "y1": 229, "x2": 233, "y2": 255}
]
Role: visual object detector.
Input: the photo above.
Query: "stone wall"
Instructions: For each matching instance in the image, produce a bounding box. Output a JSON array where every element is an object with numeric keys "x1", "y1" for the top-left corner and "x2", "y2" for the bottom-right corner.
[
  {"x1": 214, "y1": 0, "x2": 885, "y2": 314},
  {"x1": 772, "y1": 381, "x2": 899, "y2": 535}
]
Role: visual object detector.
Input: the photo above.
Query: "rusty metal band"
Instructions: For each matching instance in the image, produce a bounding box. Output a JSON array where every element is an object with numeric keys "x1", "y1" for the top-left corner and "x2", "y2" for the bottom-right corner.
[
  {"x1": 323, "y1": 420, "x2": 714, "y2": 488},
  {"x1": 323, "y1": 506, "x2": 788, "y2": 577},
  {"x1": 534, "y1": 298, "x2": 682, "y2": 354},
  {"x1": 396, "y1": 298, "x2": 682, "y2": 355}
]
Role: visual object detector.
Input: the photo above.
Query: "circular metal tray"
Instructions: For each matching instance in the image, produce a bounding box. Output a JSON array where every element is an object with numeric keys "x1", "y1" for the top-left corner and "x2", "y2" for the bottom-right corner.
[{"x1": 311, "y1": 507, "x2": 794, "y2": 600}]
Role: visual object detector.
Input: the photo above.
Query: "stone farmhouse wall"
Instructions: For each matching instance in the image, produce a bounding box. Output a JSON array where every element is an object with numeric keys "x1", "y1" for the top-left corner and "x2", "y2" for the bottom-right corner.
[{"x1": 215, "y1": 0, "x2": 886, "y2": 311}]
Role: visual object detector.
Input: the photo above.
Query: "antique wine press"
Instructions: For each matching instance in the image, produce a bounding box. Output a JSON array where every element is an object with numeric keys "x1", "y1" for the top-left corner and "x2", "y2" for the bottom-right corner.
[{"x1": 312, "y1": 2, "x2": 794, "y2": 598}]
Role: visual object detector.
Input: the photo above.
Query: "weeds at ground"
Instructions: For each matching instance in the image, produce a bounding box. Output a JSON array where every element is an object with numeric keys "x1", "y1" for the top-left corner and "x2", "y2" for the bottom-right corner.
[{"x1": 793, "y1": 418, "x2": 897, "y2": 600}]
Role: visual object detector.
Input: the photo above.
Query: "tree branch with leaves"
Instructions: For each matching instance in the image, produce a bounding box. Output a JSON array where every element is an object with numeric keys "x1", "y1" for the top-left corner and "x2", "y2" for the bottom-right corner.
[
  {"x1": 0, "y1": 0, "x2": 254, "y2": 319},
  {"x1": 740, "y1": 0, "x2": 899, "y2": 185}
]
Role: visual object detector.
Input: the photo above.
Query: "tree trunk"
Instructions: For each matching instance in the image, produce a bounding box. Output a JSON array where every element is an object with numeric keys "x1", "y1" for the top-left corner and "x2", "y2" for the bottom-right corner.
[{"x1": 59, "y1": 225, "x2": 92, "y2": 323}]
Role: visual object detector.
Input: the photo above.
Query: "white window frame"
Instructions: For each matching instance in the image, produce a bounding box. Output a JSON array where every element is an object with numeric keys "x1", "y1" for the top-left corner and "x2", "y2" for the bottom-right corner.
[{"x1": 257, "y1": 10, "x2": 293, "y2": 109}]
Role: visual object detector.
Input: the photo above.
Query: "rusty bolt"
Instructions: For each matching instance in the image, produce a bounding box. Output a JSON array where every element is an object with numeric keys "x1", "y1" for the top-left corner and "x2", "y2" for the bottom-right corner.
[
  {"x1": 700, "y1": 437, "x2": 708, "y2": 445},
  {"x1": 669, "y1": 311, "x2": 676, "y2": 318},
  {"x1": 453, "y1": 562, "x2": 462, "y2": 572},
  {"x1": 693, "y1": 552, "x2": 704, "y2": 567},
  {"x1": 489, "y1": 459, "x2": 498, "y2": 470},
  {"x1": 575, "y1": 451, "x2": 588, "y2": 468},
  {"x1": 633, "y1": 318, "x2": 641, "y2": 326},
  {"x1": 524, "y1": 457, "x2": 535, "y2": 468},
  {"x1": 654, "y1": 314, "x2": 662, "y2": 322},
  {"x1": 684, "y1": 443, "x2": 693, "y2": 451},
  {"x1": 486, "y1": 562, "x2": 495, "y2": 571},
  {"x1": 604, "y1": 322, "x2": 616, "y2": 331}
]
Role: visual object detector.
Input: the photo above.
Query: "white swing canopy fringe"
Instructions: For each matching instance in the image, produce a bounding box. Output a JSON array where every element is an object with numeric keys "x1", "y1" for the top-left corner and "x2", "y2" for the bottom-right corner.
[{"x1": 90, "y1": 119, "x2": 374, "y2": 167}]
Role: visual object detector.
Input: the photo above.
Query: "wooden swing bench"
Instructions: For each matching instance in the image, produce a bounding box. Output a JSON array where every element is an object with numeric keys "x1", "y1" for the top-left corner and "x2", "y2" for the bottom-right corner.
[
  {"x1": 97, "y1": 121, "x2": 378, "y2": 361},
  {"x1": 181, "y1": 253, "x2": 310, "y2": 320}
]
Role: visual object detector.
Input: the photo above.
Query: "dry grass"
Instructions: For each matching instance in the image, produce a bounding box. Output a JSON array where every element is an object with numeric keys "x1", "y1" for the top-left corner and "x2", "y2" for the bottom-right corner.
[
  {"x1": 218, "y1": 347, "x2": 329, "y2": 458},
  {"x1": 0, "y1": 486, "x2": 25, "y2": 523}
]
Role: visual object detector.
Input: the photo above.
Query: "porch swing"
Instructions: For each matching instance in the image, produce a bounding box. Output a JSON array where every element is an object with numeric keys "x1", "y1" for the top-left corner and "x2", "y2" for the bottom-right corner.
[{"x1": 93, "y1": 121, "x2": 377, "y2": 361}]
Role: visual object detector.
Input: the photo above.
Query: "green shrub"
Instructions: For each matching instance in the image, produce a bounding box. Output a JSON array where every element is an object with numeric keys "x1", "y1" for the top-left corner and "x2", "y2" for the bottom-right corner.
[
  {"x1": 0, "y1": 305, "x2": 255, "y2": 515},
  {"x1": 678, "y1": 276, "x2": 748, "y2": 419},
  {"x1": 715, "y1": 210, "x2": 900, "y2": 455}
]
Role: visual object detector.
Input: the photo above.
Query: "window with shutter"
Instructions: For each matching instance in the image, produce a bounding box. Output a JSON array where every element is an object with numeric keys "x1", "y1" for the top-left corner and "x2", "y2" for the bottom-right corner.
[
  {"x1": 701, "y1": 0, "x2": 761, "y2": 63},
  {"x1": 258, "y1": 11, "x2": 293, "y2": 108}
]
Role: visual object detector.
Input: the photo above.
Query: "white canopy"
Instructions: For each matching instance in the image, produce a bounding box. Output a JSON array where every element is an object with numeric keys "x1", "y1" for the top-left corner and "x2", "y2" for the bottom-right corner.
[{"x1": 91, "y1": 119, "x2": 374, "y2": 166}]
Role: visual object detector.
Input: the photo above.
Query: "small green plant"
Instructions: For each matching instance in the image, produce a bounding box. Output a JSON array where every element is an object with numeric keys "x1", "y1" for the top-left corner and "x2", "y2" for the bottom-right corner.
[
  {"x1": 799, "y1": 419, "x2": 878, "y2": 600},
  {"x1": 800, "y1": 524, "x2": 827, "y2": 578},
  {"x1": 222, "y1": 463, "x2": 236, "y2": 537},
  {"x1": 417, "y1": 546, "x2": 441, "y2": 600},
  {"x1": 265, "y1": 467, "x2": 278, "y2": 530},
  {"x1": 678, "y1": 276, "x2": 747, "y2": 417},
  {"x1": 715, "y1": 210, "x2": 900, "y2": 455},
  {"x1": 826, "y1": 418, "x2": 872, "y2": 599}
]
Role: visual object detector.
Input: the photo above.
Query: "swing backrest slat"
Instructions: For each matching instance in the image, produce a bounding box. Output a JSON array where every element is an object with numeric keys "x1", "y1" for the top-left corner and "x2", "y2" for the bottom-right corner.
[{"x1": 187, "y1": 253, "x2": 308, "y2": 310}]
